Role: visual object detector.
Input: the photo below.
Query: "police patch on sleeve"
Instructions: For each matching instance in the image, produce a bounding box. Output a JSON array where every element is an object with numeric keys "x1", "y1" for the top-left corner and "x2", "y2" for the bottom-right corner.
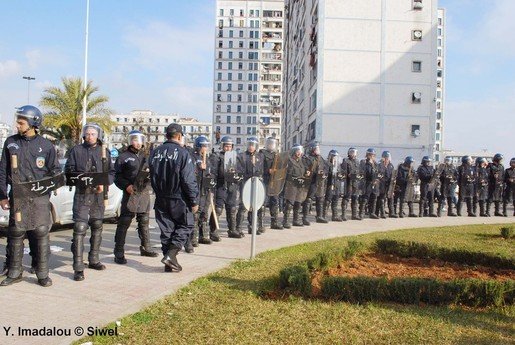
[{"x1": 36, "y1": 156, "x2": 46, "y2": 168}]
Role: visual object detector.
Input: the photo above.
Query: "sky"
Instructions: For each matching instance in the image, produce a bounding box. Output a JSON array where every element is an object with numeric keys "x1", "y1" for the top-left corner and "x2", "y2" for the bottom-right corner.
[{"x1": 0, "y1": 0, "x2": 513, "y2": 158}]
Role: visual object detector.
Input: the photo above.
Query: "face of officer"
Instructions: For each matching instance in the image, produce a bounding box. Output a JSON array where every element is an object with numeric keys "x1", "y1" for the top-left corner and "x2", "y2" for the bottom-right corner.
[
  {"x1": 16, "y1": 117, "x2": 32, "y2": 136},
  {"x1": 131, "y1": 138, "x2": 143, "y2": 150},
  {"x1": 199, "y1": 145, "x2": 208, "y2": 155},
  {"x1": 247, "y1": 143, "x2": 257, "y2": 154},
  {"x1": 511, "y1": 161, "x2": 515, "y2": 169},
  {"x1": 294, "y1": 150, "x2": 302, "y2": 159},
  {"x1": 84, "y1": 128, "x2": 99, "y2": 146},
  {"x1": 223, "y1": 144, "x2": 232, "y2": 152}
]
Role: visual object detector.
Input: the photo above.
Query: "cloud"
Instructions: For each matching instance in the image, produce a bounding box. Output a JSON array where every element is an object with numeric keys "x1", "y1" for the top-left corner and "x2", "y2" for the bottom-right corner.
[
  {"x1": 123, "y1": 21, "x2": 212, "y2": 70},
  {"x1": 481, "y1": 0, "x2": 515, "y2": 57},
  {"x1": 0, "y1": 59, "x2": 21, "y2": 77},
  {"x1": 163, "y1": 86, "x2": 212, "y2": 121}
]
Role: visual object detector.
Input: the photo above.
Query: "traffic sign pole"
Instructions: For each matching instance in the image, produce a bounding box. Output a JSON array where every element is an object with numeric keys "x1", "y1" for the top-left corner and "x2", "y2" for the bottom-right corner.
[{"x1": 250, "y1": 177, "x2": 258, "y2": 259}]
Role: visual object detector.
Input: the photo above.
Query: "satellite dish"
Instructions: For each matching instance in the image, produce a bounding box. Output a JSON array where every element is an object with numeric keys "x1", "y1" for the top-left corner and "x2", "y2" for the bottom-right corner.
[
  {"x1": 413, "y1": 129, "x2": 421, "y2": 137},
  {"x1": 414, "y1": 30, "x2": 423, "y2": 39}
]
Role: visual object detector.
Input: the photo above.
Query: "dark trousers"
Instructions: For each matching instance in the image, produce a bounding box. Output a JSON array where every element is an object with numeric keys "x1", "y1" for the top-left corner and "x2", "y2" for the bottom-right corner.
[{"x1": 154, "y1": 197, "x2": 193, "y2": 254}]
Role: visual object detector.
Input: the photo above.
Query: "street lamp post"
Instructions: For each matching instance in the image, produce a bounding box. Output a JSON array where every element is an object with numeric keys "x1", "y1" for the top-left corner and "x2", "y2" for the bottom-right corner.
[
  {"x1": 22, "y1": 76, "x2": 35, "y2": 104},
  {"x1": 82, "y1": 0, "x2": 90, "y2": 128}
]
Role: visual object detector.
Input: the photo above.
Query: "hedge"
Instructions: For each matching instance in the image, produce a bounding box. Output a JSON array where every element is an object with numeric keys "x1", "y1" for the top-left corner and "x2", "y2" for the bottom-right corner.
[{"x1": 374, "y1": 239, "x2": 515, "y2": 270}]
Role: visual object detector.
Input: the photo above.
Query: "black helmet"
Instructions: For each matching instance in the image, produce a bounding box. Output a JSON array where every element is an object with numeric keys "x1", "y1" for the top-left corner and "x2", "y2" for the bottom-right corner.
[
  {"x1": 348, "y1": 147, "x2": 357, "y2": 158},
  {"x1": 246, "y1": 136, "x2": 259, "y2": 150},
  {"x1": 510, "y1": 157, "x2": 515, "y2": 166},
  {"x1": 328, "y1": 149, "x2": 339, "y2": 158},
  {"x1": 382, "y1": 151, "x2": 391, "y2": 159},
  {"x1": 291, "y1": 143, "x2": 303, "y2": 156},
  {"x1": 475, "y1": 157, "x2": 486, "y2": 165},
  {"x1": 493, "y1": 153, "x2": 503, "y2": 163},
  {"x1": 194, "y1": 135, "x2": 210, "y2": 148},
  {"x1": 128, "y1": 130, "x2": 145, "y2": 146},
  {"x1": 444, "y1": 156, "x2": 452, "y2": 165},
  {"x1": 422, "y1": 156, "x2": 431, "y2": 165},
  {"x1": 15, "y1": 105, "x2": 43, "y2": 128},
  {"x1": 309, "y1": 141, "x2": 320, "y2": 155},
  {"x1": 220, "y1": 136, "x2": 234, "y2": 148},
  {"x1": 404, "y1": 156, "x2": 414, "y2": 165},
  {"x1": 265, "y1": 137, "x2": 277, "y2": 152},
  {"x1": 461, "y1": 155, "x2": 472, "y2": 165},
  {"x1": 366, "y1": 148, "x2": 376, "y2": 156},
  {"x1": 82, "y1": 123, "x2": 104, "y2": 144}
]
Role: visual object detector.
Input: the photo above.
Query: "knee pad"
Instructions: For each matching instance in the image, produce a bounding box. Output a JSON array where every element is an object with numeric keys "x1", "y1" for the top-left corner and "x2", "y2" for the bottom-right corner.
[
  {"x1": 89, "y1": 219, "x2": 103, "y2": 232},
  {"x1": 73, "y1": 222, "x2": 88, "y2": 235}
]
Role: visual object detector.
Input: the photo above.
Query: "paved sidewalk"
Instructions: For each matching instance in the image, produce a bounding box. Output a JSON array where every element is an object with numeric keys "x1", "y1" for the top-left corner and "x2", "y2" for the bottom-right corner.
[{"x1": 0, "y1": 216, "x2": 513, "y2": 345}]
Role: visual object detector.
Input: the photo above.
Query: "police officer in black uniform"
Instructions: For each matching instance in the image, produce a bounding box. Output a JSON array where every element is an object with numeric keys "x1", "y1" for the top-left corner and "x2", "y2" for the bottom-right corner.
[
  {"x1": 324, "y1": 150, "x2": 343, "y2": 222},
  {"x1": 283, "y1": 144, "x2": 309, "y2": 228},
  {"x1": 236, "y1": 137, "x2": 265, "y2": 234},
  {"x1": 301, "y1": 141, "x2": 328, "y2": 224},
  {"x1": 457, "y1": 156, "x2": 476, "y2": 217},
  {"x1": 66, "y1": 123, "x2": 115, "y2": 281},
  {"x1": 395, "y1": 156, "x2": 418, "y2": 218},
  {"x1": 113, "y1": 130, "x2": 158, "y2": 264},
  {"x1": 438, "y1": 156, "x2": 458, "y2": 217},
  {"x1": 0, "y1": 106, "x2": 62, "y2": 287},
  {"x1": 212, "y1": 136, "x2": 243, "y2": 238},
  {"x1": 376, "y1": 151, "x2": 396, "y2": 219},
  {"x1": 260, "y1": 137, "x2": 283, "y2": 230},
  {"x1": 474, "y1": 157, "x2": 489, "y2": 217},
  {"x1": 503, "y1": 157, "x2": 515, "y2": 217},
  {"x1": 149, "y1": 124, "x2": 198, "y2": 272},
  {"x1": 184, "y1": 136, "x2": 219, "y2": 254},
  {"x1": 341, "y1": 147, "x2": 361, "y2": 220},
  {"x1": 417, "y1": 156, "x2": 437, "y2": 217},
  {"x1": 487, "y1": 153, "x2": 505, "y2": 217},
  {"x1": 359, "y1": 148, "x2": 380, "y2": 219}
]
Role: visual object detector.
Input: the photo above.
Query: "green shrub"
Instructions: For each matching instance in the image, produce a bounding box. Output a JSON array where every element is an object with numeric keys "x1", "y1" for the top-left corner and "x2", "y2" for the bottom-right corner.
[
  {"x1": 307, "y1": 241, "x2": 365, "y2": 271},
  {"x1": 278, "y1": 265, "x2": 312, "y2": 297},
  {"x1": 500, "y1": 226, "x2": 513, "y2": 239},
  {"x1": 374, "y1": 239, "x2": 515, "y2": 270},
  {"x1": 320, "y1": 275, "x2": 514, "y2": 307}
]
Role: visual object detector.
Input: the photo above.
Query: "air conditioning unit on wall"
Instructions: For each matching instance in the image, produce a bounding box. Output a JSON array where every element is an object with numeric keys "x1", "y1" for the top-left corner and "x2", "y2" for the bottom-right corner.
[{"x1": 413, "y1": 0, "x2": 423, "y2": 10}]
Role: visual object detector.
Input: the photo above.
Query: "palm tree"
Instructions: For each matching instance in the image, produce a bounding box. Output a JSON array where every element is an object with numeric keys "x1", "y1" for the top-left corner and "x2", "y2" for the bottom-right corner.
[{"x1": 40, "y1": 77, "x2": 115, "y2": 145}]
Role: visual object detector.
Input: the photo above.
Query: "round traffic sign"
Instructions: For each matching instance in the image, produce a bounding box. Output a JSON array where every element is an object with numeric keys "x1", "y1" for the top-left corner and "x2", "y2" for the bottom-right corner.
[{"x1": 242, "y1": 177, "x2": 266, "y2": 211}]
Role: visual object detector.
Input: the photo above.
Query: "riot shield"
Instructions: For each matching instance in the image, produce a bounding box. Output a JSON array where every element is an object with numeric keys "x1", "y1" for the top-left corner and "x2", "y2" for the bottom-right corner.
[
  {"x1": 267, "y1": 152, "x2": 289, "y2": 196},
  {"x1": 315, "y1": 157, "x2": 328, "y2": 196},
  {"x1": 405, "y1": 167, "x2": 417, "y2": 202},
  {"x1": 428, "y1": 163, "x2": 444, "y2": 192},
  {"x1": 357, "y1": 159, "x2": 367, "y2": 195},
  {"x1": 127, "y1": 167, "x2": 151, "y2": 213},
  {"x1": 12, "y1": 173, "x2": 65, "y2": 199},
  {"x1": 387, "y1": 168, "x2": 397, "y2": 199}
]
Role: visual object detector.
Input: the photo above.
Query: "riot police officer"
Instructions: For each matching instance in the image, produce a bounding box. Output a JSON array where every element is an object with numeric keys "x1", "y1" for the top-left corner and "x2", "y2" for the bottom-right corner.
[
  {"x1": 376, "y1": 151, "x2": 396, "y2": 219},
  {"x1": 487, "y1": 153, "x2": 505, "y2": 217},
  {"x1": 395, "y1": 156, "x2": 418, "y2": 218},
  {"x1": 474, "y1": 157, "x2": 489, "y2": 217},
  {"x1": 341, "y1": 147, "x2": 361, "y2": 220},
  {"x1": 185, "y1": 135, "x2": 219, "y2": 253},
  {"x1": 301, "y1": 142, "x2": 328, "y2": 224},
  {"x1": 438, "y1": 156, "x2": 458, "y2": 217},
  {"x1": 503, "y1": 158, "x2": 515, "y2": 217},
  {"x1": 417, "y1": 156, "x2": 437, "y2": 217},
  {"x1": 0, "y1": 106, "x2": 63, "y2": 287},
  {"x1": 113, "y1": 130, "x2": 158, "y2": 264},
  {"x1": 236, "y1": 137, "x2": 265, "y2": 234},
  {"x1": 212, "y1": 136, "x2": 243, "y2": 238},
  {"x1": 149, "y1": 124, "x2": 199, "y2": 272},
  {"x1": 359, "y1": 148, "x2": 380, "y2": 219},
  {"x1": 457, "y1": 156, "x2": 476, "y2": 217},
  {"x1": 260, "y1": 137, "x2": 283, "y2": 230},
  {"x1": 66, "y1": 123, "x2": 115, "y2": 281},
  {"x1": 324, "y1": 150, "x2": 343, "y2": 222},
  {"x1": 283, "y1": 144, "x2": 309, "y2": 228}
]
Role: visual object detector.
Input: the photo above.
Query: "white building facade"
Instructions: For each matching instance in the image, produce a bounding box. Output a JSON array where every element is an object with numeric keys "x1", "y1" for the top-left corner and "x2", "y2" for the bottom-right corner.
[
  {"x1": 213, "y1": 0, "x2": 285, "y2": 151},
  {"x1": 109, "y1": 110, "x2": 211, "y2": 149},
  {"x1": 434, "y1": 8, "x2": 446, "y2": 162},
  {"x1": 283, "y1": 0, "x2": 442, "y2": 164}
]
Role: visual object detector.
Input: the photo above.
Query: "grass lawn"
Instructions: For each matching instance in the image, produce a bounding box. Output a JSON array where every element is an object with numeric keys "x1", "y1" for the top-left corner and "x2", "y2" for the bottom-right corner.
[{"x1": 78, "y1": 223, "x2": 515, "y2": 345}]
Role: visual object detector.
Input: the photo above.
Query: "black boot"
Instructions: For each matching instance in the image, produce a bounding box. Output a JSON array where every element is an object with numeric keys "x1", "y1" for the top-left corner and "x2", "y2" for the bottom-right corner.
[
  {"x1": 197, "y1": 211, "x2": 213, "y2": 244},
  {"x1": 358, "y1": 200, "x2": 365, "y2": 220},
  {"x1": 447, "y1": 197, "x2": 457, "y2": 216},
  {"x1": 479, "y1": 200, "x2": 487, "y2": 217},
  {"x1": 472, "y1": 199, "x2": 478, "y2": 216},
  {"x1": 236, "y1": 206, "x2": 246, "y2": 235},
  {"x1": 341, "y1": 199, "x2": 348, "y2": 221},
  {"x1": 419, "y1": 200, "x2": 425, "y2": 217},
  {"x1": 456, "y1": 198, "x2": 462, "y2": 216},
  {"x1": 227, "y1": 207, "x2": 243, "y2": 238},
  {"x1": 408, "y1": 202, "x2": 418, "y2": 217},
  {"x1": 466, "y1": 199, "x2": 476, "y2": 217},
  {"x1": 184, "y1": 232, "x2": 195, "y2": 254},
  {"x1": 293, "y1": 202, "x2": 303, "y2": 227},
  {"x1": 369, "y1": 197, "x2": 379, "y2": 219},
  {"x1": 502, "y1": 202, "x2": 508, "y2": 217},
  {"x1": 282, "y1": 202, "x2": 292, "y2": 229},
  {"x1": 351, "y1": 198, "x2": 361, "y2": 220},
  {"x1": 270, "y1": 204, "x2": 283, "y2": 229},
  {"x1": 388, "y1": 199, "x2": 398, "y2": 218},
  {"x1": 72, "y1": 222, "x2": 88, "y2": 280},
  {"x1": 0, "y1": 228, "x2": 24, "y2": 287},
  {"x1": 114, "y1": 216, "x2": 132, "y2": 264},
  {"x1": 88, "y1": 220, "x2": 106, "y2": 271},
  {"x1": 428, "y1": 200, "x2": 437, "y2": 217},
  {"x1": 33, "y1": 226, "x2": 51, "y2": 284},
  {"x1": 331, "y1": 200, "x2": 342, "y2": 222},
  {"x1": 189, "y1": 212, "x2": 201, "y2": 246},
  {"x1": 209, "y1": 207, "x2": 222, "y2": 241},
  {"x1": 436, "y1": 201, "x2": 443, "y2": 217},
  {"x1": 398, "y1": 199, "x2": 405, "y2": 218},
  {"x1": 494, "y1": 202, "x2": 503, "y2": 216},
  {"x1": 161, "y1": 246, "x2": 182, "y2": 272},
  {"x1": 302, "y1": 200, "x2": 311, "y2": 225},
  {"x1": 485, "y1": 201, "x2": 491, "y2": 217},
  {"x1": 316, "y1": 199, "x2": 328, "y2": 223}
]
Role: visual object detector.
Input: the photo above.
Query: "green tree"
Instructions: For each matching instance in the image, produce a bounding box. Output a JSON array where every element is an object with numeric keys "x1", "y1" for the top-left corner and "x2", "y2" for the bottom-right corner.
[{"x1": 40, "y1": 77, "x2": 115, "y2": 145}]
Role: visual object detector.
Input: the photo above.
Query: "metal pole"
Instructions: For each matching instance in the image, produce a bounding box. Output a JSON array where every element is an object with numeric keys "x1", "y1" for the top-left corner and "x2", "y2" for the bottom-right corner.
[
  {"x1": 22, "y1": 76, "x2": 35, "y2": 104},
  {"x1": 250, "y1": 177, "x2": 258, "y2": 259},
  {"x1": 82, "y1": 0, "x2": 90, "y2": 128}
]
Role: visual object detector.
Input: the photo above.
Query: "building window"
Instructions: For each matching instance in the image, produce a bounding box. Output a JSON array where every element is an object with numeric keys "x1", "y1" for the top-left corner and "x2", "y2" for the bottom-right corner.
[
  {"x1": 239, "y1": 41, "x2": 244, "y2": 48},
  {"x1": 436, "y1": 122, "x2": 441, "y2": 130},
  {"x1": 228, "y1": 51, "x2": 233, "y2": 59},
  {"x1": 228, "y1": 41, "x2": 233, "y2": 48},
  {"x1": 412, "y1": 61, "x2": 422, "y2": 72},
  {"x1": 218, "y1": 29, "x2": 223, "y2": 38},
  {"x1": 219, "y1": 9, "x2": 224, "y2": 16},
  {"x1": 217, "y1": 83, "x2": 222, "y2": 91},
  {"x1": 229, "y1": 30, "x2": 233, "y2": 38},
  {"x1": 226, "y1": 127, "x2": 231, "y2": 134},
  {"x1": 236, "y1": 116, "x2": 241, "y2": 123},
  {"x1": 436, "y1": 112, "x2": 442, "y2": 120},
  {"x1": 236, "y1": 127, "x2": 241, "y2": 134},
  {"x1": 218, "y1": 19, "x2": 223, "y2": 28},
  {"x1": 218, "y1": 51, "x2": 222, "y2": 59},
  {"x1": 217, "y1": 72, "x2": 222, "y2": 80},
  {"x1": 412, "y1": 92, "x2": 422, "y2": 104},
  {"x1": 227, "y1": 84, "x2": 232, "y2": 91},
  {"x1": 411, "y1": 125, "x2": 421, "y2": 137},
  {"x1": 218, "y1": 40, "x2": 223, "y2": 48},
  {"x1": 227, "y1": 94, "x2": 232, "y2": 102},
  {"x1": 236, "y1": 138, "x2": 241, "y2": 145},
  {"x1": 228, "y1": 72, "x2": 232, "y2": 80},
  {"x1": 229, "y1": 9, "x2": 234, "y2": 16},
  {"x1": 310, "y1": 91, "x2": 317, "y2": 112},
  {"x1": 227, "y1": 116, "x2": 231, "y2": 123},
  {"x1": 227, "y1": 105, "x2": 231, "y2": 113},
  {"x1": 228, "y1": 62, "x2": 232, "y2": 69},
  {"x1": 218, "y1": 62, "x2": 222, "y2": 69},
  {"x1": 239, "y1": 30, "x2": 244, "y2": 38}
]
